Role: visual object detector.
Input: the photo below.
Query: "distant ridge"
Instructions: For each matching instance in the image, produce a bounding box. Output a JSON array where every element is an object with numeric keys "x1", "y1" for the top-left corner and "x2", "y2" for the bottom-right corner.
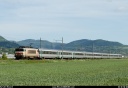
[
  {"x1": 64, "y1": 39, "x2": 123, "y2": 52},
  {"x1": 66, "y1": 39, "x2": 123, "y2": 47},
  {"x1": 17, "y1": 39, "x2": 124, "y2": 52},
  {"x1": 17, "y1": 39, "x2": 57, "y2": 49},
  {"x1": 18, "y1": 39, "x2": 123, "y2": 47},
  {"x1": 1, "y1": 35, "x2": 128, "y2": 55},
  {"x1": 0, "y1": 35, "x2": 124, "y2": 46},
  {"x1": 0, "y1": 35, "x2": 124, "y2": 49}
]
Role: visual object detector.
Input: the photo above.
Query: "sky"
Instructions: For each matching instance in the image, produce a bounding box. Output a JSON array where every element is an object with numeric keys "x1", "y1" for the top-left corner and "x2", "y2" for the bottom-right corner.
[{"x1": 0, "y1": 0, "x2": 128, "y2": 45}]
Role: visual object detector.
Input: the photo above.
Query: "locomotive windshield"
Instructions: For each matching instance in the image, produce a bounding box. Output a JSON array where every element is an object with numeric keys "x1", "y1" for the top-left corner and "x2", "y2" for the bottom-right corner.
[{"x1": 15, "y1": 48, "x2": 24, "y2": 51}]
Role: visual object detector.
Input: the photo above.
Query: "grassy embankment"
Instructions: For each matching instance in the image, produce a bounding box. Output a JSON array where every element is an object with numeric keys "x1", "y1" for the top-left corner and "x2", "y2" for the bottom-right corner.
[{"x1": 0, "y1": 59, "x2": 128, "y2": 86}]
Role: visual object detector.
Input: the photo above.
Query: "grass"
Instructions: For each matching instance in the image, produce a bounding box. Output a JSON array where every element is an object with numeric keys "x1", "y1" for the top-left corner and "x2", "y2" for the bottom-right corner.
[{"x1": 0, "y1": 59, "x2": 128, "y2": 86}]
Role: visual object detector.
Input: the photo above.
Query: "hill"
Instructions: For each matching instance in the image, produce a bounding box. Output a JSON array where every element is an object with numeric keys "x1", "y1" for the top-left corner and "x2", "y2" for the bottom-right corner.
[
  {"x1": 0, "y1": 36, "x2": 20, "y2": 54},
  {"x1": 0, "y1": 36, "x2": 19, "y2": 48},
  {"x1": 17, "y1": 39, "x2": 126, "y2": 55},
  {"x1": 64, "y1": 39, "x2": 124, "y2": 53},
  {"x1": 0, "y1": 41, "x2": 19, "y2": 48},
  {"x1": 17, "y1": 39, "x2": 66, "y2": 49},
  {"x1": 0, "y1": 35, "x2": 128, "y2": 55},
  {"x1": 0, "y1": 36, "x2": 7, "y2": 41},
  {"x1": 65, "y1": 39, "x2": 123, "y2": 48},
  {"x1": 18, "y1": 39, "x2": 123, "y2": 48}
]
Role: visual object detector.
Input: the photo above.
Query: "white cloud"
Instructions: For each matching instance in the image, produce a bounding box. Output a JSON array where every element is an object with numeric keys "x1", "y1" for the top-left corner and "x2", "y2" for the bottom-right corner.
[{"x1": 1, "y1": 0, "x2": 128, "y2": 19}]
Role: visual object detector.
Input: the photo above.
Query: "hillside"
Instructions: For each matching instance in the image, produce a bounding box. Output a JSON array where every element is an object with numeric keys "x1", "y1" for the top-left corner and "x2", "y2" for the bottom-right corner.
[
  {"x1": 65, "y1": 39, "x2": 123, "y2": 47},
  {"x1": 0, "y1": 41, "x2": 19, "y2": 48},
  {"x1": 64, "y1": 39, "x2": 124, "y2": 54},
  {"x1": 0, "y1": 36, "x2": 19, "y2": 48},
  {"x1": 18, "y1": 39, "x2": 123, "y2": 48},
  {"x1": 17, "y1": 39, "x2": 57, "y2": 49},
  {"x1": 0, "y1": 36, "x2": 7, "y2": 41},
  {"x1": 0, "y1": 36, "x2": 19, "y2": 54}
]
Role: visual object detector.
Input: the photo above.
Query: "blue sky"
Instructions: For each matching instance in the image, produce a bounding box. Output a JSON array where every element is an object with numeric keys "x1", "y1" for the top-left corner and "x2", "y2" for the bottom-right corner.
[{"x1": 0, "y1": 0, "x2": 128, "y2": 44}]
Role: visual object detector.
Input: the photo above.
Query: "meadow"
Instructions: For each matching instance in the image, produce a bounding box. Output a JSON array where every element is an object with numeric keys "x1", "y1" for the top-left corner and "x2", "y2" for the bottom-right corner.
[{"x1": 0, "y1": 59, "x2": 128, "y2": 86}]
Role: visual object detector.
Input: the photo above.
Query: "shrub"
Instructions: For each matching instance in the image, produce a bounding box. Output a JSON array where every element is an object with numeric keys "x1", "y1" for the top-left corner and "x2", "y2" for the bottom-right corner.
[{"x1": 2, "y1": 53, "x2": 8, "y2": 60}]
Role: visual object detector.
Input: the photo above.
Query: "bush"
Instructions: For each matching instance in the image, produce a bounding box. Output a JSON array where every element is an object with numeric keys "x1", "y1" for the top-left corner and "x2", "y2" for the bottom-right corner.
[{"x1": 2, "y1": 53, "x2": 8, "y2": 60}]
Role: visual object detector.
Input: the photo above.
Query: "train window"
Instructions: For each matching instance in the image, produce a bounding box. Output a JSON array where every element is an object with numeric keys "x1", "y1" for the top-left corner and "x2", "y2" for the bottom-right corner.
[
  {"x1": 61, "y1": 52, "x2": 72, "y2": 55},
  {"x1": 86, "y1": 54, "x2": 95, "y2": 56},
  {"x1": 74, "y1": 53, "x2": 84, "y2": 55},
  {"x1": 94, "y1": 54, "x2": 102, "y2": 56},
  {"x1": 50, "y1": 51, "x2": 57, "y2": 54},
  {"x1": 42, "y1": 51, "x2": 48, "y2": 54},
  {"x1": 110, "y1": 55, "x2": 116, "y2": 57},
  {"x1": 103, "y1": 55, "x2": 108, "y2": 56},
  {"x1": 42, "y1": 51, "x2": 57, "y2": 54}
]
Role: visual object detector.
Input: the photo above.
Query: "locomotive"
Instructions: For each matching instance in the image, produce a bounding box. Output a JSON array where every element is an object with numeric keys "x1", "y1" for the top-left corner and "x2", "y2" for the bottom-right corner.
[
  {"x1": 14, "y1": 46, "x2": 124, "y2": 60},
  {"x1": 14, "y1": 46, "x2": 39, "y2": 60}
]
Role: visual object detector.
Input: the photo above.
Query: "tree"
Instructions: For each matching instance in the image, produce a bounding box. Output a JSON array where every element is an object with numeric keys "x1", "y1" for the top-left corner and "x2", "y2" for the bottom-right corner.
[{"x1": 2, "y1": 53, "x2": 8, "y2": 60}]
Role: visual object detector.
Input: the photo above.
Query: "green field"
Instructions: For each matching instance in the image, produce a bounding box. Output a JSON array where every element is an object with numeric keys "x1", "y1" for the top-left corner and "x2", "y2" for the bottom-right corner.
[{"x1": 0, "y1": 59, "x2": 128, "y2": 86}]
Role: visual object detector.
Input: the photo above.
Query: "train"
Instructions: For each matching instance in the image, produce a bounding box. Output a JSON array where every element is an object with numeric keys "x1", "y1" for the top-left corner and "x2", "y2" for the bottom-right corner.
[{"x1": 14, "y1": 46, "x2": 124, "y2": 60}]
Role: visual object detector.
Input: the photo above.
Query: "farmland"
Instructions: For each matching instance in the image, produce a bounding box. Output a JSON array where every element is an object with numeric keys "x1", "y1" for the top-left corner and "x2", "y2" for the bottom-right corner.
[{"x1": 0, "y1": 59, "x2": 128, "y2": 86}]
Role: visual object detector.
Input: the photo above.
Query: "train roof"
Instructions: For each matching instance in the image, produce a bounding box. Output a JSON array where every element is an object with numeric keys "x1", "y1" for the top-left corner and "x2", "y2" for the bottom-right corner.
[
  {"x1": 15, "y1": 46, "x2": 38, "y2": 50},
  {"x1": 18, "y1": 46, "x2": 33, "y2": 48},
  {"x1": 38, "y1": 48, "x2": 122, "y2": 55}
]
